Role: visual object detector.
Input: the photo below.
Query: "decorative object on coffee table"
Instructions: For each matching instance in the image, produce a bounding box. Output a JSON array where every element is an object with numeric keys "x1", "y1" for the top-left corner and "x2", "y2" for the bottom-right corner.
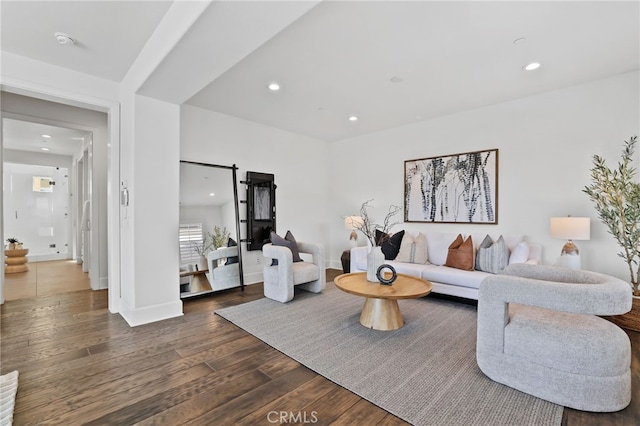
[
  {"x1": 376, "y1": 264, "x2": 397, "y2": 285},
  {"x1": 583, "y1": 135, "x2": 640, "y2": 296},
  {"x1": 367, "y1": 246, "x2": 385, "y2": 283},
  {"x1": 350, "y1": 199, "x2": 402, "y2": 282}
]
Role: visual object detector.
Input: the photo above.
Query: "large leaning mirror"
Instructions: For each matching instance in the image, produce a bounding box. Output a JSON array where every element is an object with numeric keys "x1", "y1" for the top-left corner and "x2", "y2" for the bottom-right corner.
[{"x1": 179, "y1": 161, "x2": 244, "y2": 298}]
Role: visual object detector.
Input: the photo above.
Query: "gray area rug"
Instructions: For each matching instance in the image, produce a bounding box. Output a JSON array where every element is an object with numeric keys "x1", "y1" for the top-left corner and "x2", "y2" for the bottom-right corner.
[
  {"x1": 0, "y1": 370, "x2": 19, "y2": 426},
  {"x1": 216, "y1": 283, "x2": 563, "y2": 426}
]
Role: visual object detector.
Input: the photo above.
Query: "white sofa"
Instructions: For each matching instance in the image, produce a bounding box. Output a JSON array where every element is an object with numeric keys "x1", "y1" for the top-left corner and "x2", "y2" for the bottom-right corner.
[{"x1": 350, "y1": 232, "x2": 541, "y2": 300}]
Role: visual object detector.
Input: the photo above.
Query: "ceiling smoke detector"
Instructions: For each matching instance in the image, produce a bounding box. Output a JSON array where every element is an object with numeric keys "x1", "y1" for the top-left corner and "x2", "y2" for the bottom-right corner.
[{"x1": 54, "y1": 32, "x2": 76, "y2": 45}]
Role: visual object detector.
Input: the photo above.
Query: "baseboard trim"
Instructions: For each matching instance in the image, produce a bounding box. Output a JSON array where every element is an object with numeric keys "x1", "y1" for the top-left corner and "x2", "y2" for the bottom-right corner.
[{"x1": 119, "y1": 298, "x2": 183, "y2": 327}]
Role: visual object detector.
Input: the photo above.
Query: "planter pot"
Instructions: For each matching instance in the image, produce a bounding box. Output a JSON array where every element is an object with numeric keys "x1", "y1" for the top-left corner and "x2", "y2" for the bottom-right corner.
[
  {"x1": 604, "y1": 296, "x2": 640, "y2": 333},
  {"x1": 197, "y1": 255, "x2": 208, "y2": 271},
  {"x1": 366, "y1": 246, "x2": 385, "y2": 283}
]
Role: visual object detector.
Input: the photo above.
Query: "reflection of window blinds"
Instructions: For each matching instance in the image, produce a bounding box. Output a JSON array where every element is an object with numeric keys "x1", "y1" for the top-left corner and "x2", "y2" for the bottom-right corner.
[{"x1": 179, "y1": 223, "x2": 203, "y2": 265}]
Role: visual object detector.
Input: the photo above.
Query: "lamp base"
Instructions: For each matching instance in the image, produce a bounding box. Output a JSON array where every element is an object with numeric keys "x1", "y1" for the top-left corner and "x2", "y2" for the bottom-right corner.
[
  {"x1": 561, "y1": 240, "x2": 579, "y2": 256},
  {"x1": 555, "y1": 253, "x2": 581, "y2": 270}
]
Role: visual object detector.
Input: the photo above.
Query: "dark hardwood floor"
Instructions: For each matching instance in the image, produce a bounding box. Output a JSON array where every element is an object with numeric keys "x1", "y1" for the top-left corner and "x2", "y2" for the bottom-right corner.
[{"x1": 1, "y1": 269, "x2": 638, "y2": 425}]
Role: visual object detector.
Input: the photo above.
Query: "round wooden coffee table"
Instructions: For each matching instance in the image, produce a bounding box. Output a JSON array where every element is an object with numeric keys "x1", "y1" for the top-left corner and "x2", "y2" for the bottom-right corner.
[{"x1": 334, "y1": 272, "x2": 432, "y2": 331}]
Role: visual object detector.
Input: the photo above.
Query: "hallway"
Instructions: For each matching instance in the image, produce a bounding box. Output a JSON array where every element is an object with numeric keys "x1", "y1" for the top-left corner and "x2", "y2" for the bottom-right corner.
[{"x1": 3, "y1": 260, "x2": 90, "y2": 301}]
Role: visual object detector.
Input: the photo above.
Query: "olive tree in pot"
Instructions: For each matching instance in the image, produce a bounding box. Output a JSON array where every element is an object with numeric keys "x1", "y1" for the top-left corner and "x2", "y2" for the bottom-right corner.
[{"x1": 583, "y1": 136, "x2": 640, "y2": 296}]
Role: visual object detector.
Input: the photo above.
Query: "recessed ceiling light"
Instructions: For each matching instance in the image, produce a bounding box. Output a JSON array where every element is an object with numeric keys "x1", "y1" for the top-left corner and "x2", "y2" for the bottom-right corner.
[
  {"x1": 267, "y1": 82, "x2": 281, "y2": 91},
  {"x1": 54, "y1": 32, "x2": 76, "y2": 45},
  {"x1": 348, "y1": 116, "x2": 358, "y2": 122},
  {"x1": 209, "y1": 193, "x2": 215, "y2": 197},
  {"x1": 524, "y1": 62, "x2": 541, "y2": 71},
  {"x1": 41, "y1": 134, "x2": 51, "y2": 138},
  {"x1": 41, "y1": 147, "x2": 50, "y2": 151}
]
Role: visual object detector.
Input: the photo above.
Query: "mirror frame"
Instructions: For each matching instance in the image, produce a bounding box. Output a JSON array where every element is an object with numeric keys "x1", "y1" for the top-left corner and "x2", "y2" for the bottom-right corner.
[{"x1": 179, "y1": 160, "x2": 245, "y2": 295}]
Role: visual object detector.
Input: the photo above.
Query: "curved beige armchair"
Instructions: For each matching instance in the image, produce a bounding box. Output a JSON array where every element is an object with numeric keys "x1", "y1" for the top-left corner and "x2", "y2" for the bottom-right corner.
[
  {"x1": 206, "y1": 247, "x2": 240, "y2": 291},
  {"x1": 262, "y1": 241, "x2": 325, "y2": 303},
  {"x1": 477, "y1": 264, "x2": 632, "y2": 412}
]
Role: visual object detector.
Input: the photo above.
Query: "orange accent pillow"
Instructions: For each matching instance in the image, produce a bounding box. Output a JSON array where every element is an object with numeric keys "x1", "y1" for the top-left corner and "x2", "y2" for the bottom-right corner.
[{"x1": 444, "y1": 234, "x2": 474, "y2": 271}]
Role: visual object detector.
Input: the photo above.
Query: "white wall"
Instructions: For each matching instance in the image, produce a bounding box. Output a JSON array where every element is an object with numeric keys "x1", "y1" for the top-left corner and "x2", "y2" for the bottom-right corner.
[
  {"x1": 329, "y1": 71, "x2": 640, "y2": 283},
  {"x1": 3, "y1": 162, "x2": 71, "y2": 261},
  {"x1": 181, "y1": 105, "x2": 330, "y2": 283},
  {"x1": 180, "y1": 205, "x2": 221, "y2": 235},
  {"x1": 118, "y1": 94, "x2": 183, "y2": 326}
]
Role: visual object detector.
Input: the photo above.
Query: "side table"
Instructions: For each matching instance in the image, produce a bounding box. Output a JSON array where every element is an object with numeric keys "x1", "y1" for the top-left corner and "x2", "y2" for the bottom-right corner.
[
  {"x1": 341, "y1": 249, "x2": 351, "y2": 273},
  {"x1": 5, "y1": 248, "x2": 29, "y2": 273}
]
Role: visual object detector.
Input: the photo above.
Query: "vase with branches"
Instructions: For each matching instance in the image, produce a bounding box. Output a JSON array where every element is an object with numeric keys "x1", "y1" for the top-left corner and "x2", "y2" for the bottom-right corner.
[
  {"x1": 192, "y1": 235, "x2": 213, "y2": 257},
  {"x1": 351, "y1": 199, "x2": 402, "y2": 282},
  {"x1": 583, "y1": 135, "x2": 640, "y2": 296},
  {"x1": 352, "y1": 199, "x2": 402, "y2": 247}
]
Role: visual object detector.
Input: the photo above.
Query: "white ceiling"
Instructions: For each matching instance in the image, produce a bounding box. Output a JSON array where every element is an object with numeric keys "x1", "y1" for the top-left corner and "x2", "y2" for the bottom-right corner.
[
  {"x1": 1, "y1": 1, "x2": 639, "y2": 142},
  {"x1": 2, "y1": 118, "x2": 90, "y2": 156},
  {"x1": 0, "y1": 0, "x2": 172, "y2": 82},
  {"x1": 180, "y1": 162, "x2": 235, "y2": 208}
]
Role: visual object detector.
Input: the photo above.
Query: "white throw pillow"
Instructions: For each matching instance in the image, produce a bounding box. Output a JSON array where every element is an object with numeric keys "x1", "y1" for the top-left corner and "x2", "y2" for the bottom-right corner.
[
  {"x1": 509, "y1": 241, "x2": 530, "y2": 264},
  {"x1": 426, "y1": 232, "x2": 458, "y2": 266},
  {"x1": 396, "y1": 233, "x2": 428, "y2": 264}
]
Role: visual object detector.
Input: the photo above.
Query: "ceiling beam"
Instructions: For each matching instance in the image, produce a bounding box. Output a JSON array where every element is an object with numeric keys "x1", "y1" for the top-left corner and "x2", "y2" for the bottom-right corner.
[{"x1": 136, "y1": 0, "x2": 321, "y2": 105}]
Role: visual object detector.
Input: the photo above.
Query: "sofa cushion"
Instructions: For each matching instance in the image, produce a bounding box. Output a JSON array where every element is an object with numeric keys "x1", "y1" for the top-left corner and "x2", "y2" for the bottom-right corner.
[
  {"x1": 471, "y1": 233, "x2": 524, "y2": 252},
  {"x1": 475, "y1": 235, "x2": 509, "y2": 274},
  {"x1": 387, "y1": 260, "x2": 435, "y2": 278},
  {"x1": 505, "y1": 304, "x2": 631, "y2": 376},
  {"x1": 445, "y1": 234, "x2": 474, "y2": 271},
  {"x1": 291, "y1": 262, "x2": 320, "y2": 285},
  {"x1": 270, "y1": 231, "x2": 302, "y2": 265},
  {"x1": 226, "y1": 237, "x2": 239, "y2": 264},
  {"x1": 509, "y1": 241, "x2": 530, "y2": 264},
  {"x1": 396, "y1": 232, "x2": 428, "y2": 264},
  {"x1": 425, "y1": 232, "x2": 458, "y2": 266},
  {"x1": 376, "y1": 229, "x2": 405, "y2": 260},
  {"x1": 422, "y1": 265, "x2": 491, "y2": 289}
]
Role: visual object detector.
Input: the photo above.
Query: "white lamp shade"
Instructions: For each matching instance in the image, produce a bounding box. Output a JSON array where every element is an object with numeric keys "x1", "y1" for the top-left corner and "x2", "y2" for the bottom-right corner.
[
  {"x1": 345, "y1": 215, "x2": 364, "y2": 230},
  {"x1": 550, "y1": 217, "x2": 591, "y2": 240}
]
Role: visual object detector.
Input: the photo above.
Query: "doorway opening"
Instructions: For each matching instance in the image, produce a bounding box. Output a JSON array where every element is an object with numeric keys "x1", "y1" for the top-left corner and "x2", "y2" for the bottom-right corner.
[{"x1": 2, "y1": 115, "x2": 96, "y2": 301}]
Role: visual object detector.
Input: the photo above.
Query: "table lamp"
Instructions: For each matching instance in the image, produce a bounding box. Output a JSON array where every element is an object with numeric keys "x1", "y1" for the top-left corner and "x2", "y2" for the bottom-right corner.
[
  {"x1": 550, "y1": 216, "x2": 590, "y2": 269},
  {"x1": 345, "y1": 216, "x2": 364, "y2": 243}
]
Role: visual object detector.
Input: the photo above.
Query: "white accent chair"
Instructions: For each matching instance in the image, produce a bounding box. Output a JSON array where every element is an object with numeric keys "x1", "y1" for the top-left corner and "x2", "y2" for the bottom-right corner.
[
  {"x1": 206, "y1": 247, "x2": 240, "y2": 291},
  {"x1": 262, "y1": 241, "x2": 325, "y2": 303},
  {"x1": 477, "y1": 264, "x2": 632, "y2": 412}
]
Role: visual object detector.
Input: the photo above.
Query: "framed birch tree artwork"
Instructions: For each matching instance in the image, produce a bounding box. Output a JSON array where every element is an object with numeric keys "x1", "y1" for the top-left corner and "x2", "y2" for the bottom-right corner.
[{"x1": 404, "y1": 149, "x2": 498, "y2": 224}]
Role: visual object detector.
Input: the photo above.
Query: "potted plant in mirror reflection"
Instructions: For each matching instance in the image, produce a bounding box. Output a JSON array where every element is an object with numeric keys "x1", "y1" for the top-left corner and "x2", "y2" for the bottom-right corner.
[
  {"x1": 211, "y1": 226, "x2": 230, "y2": 249},
  {"x1": 6, "y1": 238, "x2": 22, "y2": 250},
  {"x1": 584, "y1": 135, "x2": 640, "y2": 297},
  {"x1": 352, "y1": 199, "x2": 402, "y2": 282}
]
